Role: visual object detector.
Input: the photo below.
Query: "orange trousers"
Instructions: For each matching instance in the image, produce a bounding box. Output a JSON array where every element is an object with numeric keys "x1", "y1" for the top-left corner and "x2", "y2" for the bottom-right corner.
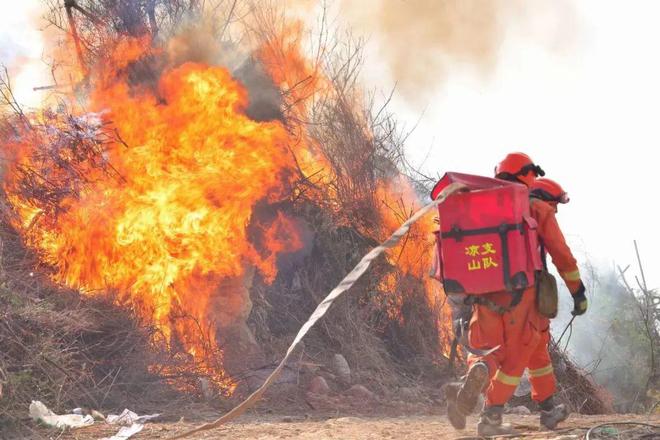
[{"x1": 467, "y1": 287, "x2": 556, "y2": 406}]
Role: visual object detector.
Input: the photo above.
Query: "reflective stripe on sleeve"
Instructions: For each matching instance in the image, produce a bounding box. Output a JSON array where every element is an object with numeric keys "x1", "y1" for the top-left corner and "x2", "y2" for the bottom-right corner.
[{"x1": 561, "y1": 269, "x2": 581, "y2": 281}]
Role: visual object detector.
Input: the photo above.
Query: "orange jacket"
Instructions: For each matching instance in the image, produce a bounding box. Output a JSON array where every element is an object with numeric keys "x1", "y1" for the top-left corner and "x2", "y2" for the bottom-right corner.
[{"x1": 530, "y1": 198, "x2": 582, "y2": 294}]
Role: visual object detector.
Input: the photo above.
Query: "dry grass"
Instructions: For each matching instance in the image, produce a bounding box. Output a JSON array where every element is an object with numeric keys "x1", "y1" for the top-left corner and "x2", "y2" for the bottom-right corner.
[
  {"x1": 550, "y1": 342, "x2": 615, "y2": 414},
  {"x1": 0, "y1": 212, "x2": 222, "y2": 436}
]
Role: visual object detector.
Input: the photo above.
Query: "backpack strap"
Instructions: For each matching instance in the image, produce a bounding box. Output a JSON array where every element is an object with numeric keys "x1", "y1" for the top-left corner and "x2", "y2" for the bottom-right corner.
[{"x1": 539, "y1": 241, "x2": 548, "y2": 271}]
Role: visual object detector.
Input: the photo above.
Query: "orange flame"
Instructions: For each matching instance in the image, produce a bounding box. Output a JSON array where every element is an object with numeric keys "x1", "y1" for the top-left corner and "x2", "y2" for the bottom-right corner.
[
  {"x1": 3, "y1": 16, "x2": 455, "y2": 388},
  {"x1": 376, "y1": 176, "x2": 455, "y2": 355},
  {"x1": 4, "y1": 37, "x2": 305, "y2": 391}
]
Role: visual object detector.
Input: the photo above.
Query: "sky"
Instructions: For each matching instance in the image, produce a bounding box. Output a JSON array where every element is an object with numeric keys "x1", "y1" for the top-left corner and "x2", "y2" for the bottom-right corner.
[{"x1": 1, "y1": 0, "x2": 658, "y2": 290}]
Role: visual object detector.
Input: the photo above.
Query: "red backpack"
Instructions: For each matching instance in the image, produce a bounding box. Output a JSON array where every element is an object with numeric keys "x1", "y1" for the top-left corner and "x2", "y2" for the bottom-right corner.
[{"x1": 430, "y1": 172, "x2": 542, "y2": 295}]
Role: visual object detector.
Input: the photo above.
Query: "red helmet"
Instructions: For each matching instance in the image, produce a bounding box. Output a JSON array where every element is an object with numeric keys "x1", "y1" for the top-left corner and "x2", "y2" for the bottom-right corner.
[
  {"x1": 530, "y1": 178, "x2": 569, "y2": 204},
  {"x1": 494, "y1": 152, "x2": 545, "y2": 187}
]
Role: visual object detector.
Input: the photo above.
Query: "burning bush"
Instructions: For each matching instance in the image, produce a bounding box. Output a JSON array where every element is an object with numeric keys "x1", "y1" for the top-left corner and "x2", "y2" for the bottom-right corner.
[{"x1": 1, "y1": 0, "x2": 452, "y2": 406}]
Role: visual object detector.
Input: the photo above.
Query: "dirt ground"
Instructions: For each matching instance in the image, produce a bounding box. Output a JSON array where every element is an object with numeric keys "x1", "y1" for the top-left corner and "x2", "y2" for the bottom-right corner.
[{"x1": 32, "y1": 413, "x2": 660, "y2": 440}]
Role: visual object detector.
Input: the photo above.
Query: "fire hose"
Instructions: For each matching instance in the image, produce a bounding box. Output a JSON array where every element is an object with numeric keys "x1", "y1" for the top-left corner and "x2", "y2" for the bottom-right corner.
[{"x1": 168, "y1": 182, "x2": 466, "y2": 439}]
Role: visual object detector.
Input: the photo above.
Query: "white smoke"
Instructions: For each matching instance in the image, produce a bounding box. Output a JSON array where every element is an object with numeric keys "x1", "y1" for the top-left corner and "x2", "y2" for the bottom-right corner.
[{"x1": 0, "y1": 0, "x2": 49, "y2": 108}]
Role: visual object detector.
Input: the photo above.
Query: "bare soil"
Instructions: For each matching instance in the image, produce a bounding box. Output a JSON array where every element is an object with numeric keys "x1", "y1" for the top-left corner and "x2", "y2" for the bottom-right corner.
[{"x1": 33, "y1": 413, "x2": 660, "y2": 439}]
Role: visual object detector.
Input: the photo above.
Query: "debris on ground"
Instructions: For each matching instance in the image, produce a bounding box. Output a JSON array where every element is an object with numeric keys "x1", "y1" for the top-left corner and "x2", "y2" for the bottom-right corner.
[
  {"x1": 29, "y1": 401, "x2": 161, "y2": 439},
  {"x1": 29, "y1": 400, "x2": 94, "y2": 429},
  {"x1": 106, "y1": 409, "x2": 161, "y2": 426}
]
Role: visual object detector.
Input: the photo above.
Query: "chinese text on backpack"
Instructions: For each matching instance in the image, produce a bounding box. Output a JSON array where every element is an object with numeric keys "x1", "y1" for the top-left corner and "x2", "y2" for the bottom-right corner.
[{"x1": 430, "y1": 172, "x2": 541, "y2": 295}]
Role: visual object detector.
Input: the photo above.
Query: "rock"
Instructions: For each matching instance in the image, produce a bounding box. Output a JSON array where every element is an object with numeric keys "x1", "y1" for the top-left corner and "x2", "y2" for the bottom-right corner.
[
  {"x1": 345, "y1": 384, "x2": 375, "y2": 401},
  {"x1": 332, "y1": 354, "x2": 351, "y2": 382},
  {"x1": 308, "y1": 376, "x2": 330, "y2": 395},
  {"x1": 507, "y1": 405, "x2": 532, "y2": 415},
  {"x1": 281, "y1": 416, "x2": 294, "y2": 423},
  {"x1": 513, "y1": 371, "x2": 531, "y2": 397},
  {"x1": 245, "y1": 365, "x2": 297, "y2": 391}
]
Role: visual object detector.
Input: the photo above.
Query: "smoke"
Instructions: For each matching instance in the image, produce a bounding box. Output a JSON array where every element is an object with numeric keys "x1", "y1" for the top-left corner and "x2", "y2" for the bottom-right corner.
[
  {"x1": 344, "y1": 1, "x2": 514, "y2": 86},
  {"x1": 552, "y1": 265, "x2": 656, "y2": 411},
  {"x1": 0, "y1": 0, "x2": 49, "y2": 107},
  {"x1": 166, "y1": 20, "x2": 243, "y2": 69},
  {"x1": 331, "y1": 0, "x2": 576, "y2": 101}
]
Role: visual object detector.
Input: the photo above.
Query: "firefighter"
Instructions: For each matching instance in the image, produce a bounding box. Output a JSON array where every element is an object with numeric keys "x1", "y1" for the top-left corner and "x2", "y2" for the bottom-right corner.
[
  {"x1": 446, "y1": 154, "x2": 587, "y2": 436},
  {"x1": 521, "y1": 177, "x2": 587, "y2": 430}
]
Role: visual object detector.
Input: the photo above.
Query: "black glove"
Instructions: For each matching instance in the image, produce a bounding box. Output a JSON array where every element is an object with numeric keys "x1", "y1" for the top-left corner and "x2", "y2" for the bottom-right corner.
[{"x1": 571, "y1": 282, "x2": 588, "y2": 316}]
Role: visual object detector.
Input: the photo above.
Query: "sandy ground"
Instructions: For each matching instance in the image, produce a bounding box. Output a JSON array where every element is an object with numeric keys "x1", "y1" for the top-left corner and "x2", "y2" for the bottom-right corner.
[{"x1": 33, "y1": 413, "x2": 660, "y2": 440}]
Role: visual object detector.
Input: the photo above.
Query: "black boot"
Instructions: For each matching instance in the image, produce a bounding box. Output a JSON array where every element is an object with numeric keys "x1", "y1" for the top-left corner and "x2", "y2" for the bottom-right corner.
[
  {"x1": 539, "y1": 396, "x2": 569, "y2": 430},
  {"x1": 446, "y1": 362, "x2": 488, "y2": 430},
  {"x1": 477, "y1": 405, "x2": 517, "y2": 436}
]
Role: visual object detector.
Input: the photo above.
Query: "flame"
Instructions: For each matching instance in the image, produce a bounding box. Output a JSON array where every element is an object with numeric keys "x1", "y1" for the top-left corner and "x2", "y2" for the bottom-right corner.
[
  {"x1": 4, "y1": 37, "x2": 305, "y2": 391},
  {"x1": 2, "y1": 14, "x2": 455, "y2": 389},
  {"x1": 376, "y1": 176, "x2": 455, "y2": 356},
  {"x1": 255, "y1": 20, "x2": 337, "y2": 191}
]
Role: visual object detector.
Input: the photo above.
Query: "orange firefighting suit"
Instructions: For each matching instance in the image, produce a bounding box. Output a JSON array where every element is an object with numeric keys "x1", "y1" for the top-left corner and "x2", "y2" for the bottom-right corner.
[{"x1": 467, "y1": 198, "x2": 582, "y2": 406}]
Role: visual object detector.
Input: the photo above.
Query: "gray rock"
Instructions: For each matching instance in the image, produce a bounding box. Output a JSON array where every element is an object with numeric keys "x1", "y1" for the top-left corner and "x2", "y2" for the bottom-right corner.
[
  {"x1": 514, "y1": 371, "x2": 531, "y2": 397},
  {"x1": 507, "y1": 405, "x2": 532, "y2": 415},
  {"x1": 245, "y1": 366, "x2": 297, "y2": 391},
  {"x1": 332, "y1": 354, "x2": 351, "y2": 382}
]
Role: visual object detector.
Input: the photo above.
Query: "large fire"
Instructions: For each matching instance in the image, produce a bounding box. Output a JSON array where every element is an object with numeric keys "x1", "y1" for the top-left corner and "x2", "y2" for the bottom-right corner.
[
  {"x1": 4, "y1": 36, "x2": 307, "y2": 390},
  {"x1": 1, "y1": 9, "x2": 453, "y2": 392}
]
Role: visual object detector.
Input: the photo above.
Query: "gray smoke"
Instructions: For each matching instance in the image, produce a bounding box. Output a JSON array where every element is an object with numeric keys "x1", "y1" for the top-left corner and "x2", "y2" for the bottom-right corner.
[{"x1": 551, "y1": 266, "x2": 657, "y2": 412}]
